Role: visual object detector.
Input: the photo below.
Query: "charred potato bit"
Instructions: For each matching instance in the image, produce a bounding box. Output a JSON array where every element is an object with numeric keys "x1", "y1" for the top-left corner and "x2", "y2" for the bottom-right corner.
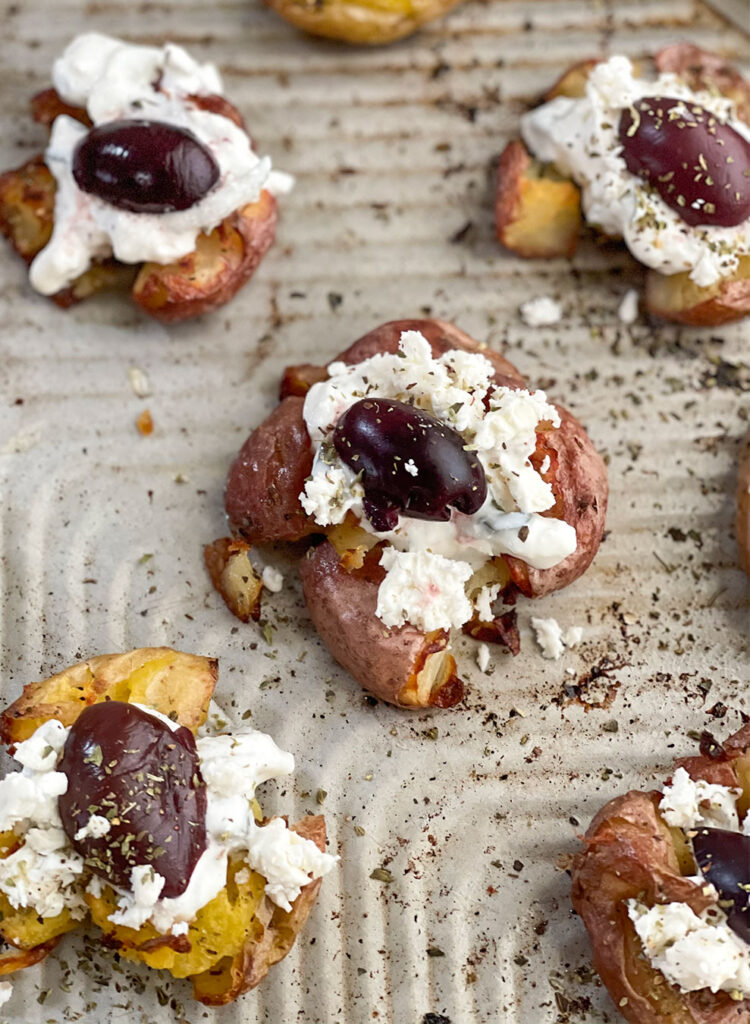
[
  {"x1": 265, "y1": 0, "x2": 464, "y2": 46},
  {"x1": 571, "y1": 724, "x2": 750, "y2": 1024},
  {"x1": 204, "y1": 537, "x2": 264, "y2": 622}
]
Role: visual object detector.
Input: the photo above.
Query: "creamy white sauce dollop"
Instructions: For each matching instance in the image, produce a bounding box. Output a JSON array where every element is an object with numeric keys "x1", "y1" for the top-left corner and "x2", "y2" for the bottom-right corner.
[
  {"x1": 521, "y1": 55, "x2": 750, "y2": 287},
  {"x1": 30, "y1": 33, "x2": 293, "y2": 296}
]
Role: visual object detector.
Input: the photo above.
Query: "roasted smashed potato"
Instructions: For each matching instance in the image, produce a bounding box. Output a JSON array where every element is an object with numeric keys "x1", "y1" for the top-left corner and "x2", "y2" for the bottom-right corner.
[
  {"x1": 265, "y1": 0, "x2": 464, "y2": 46},
  {"x1": 0, "y1": 649, "x2": 328, "y2": 1004},
  {"x1": 0, "y1": 89, "x2": 277, "y2": 322},
  {"x1": 495, "y1": 45, "x2": 750, "y2": 326},
  {"x1": 221, "y1": 318, "x2": 608, "y2": 707},
  {"x1": 571, "y1": 724, "x2": 750, "y2": 1024},
  {"x1": 204, "y1": 537, "x2": 264, "y2": 622}
]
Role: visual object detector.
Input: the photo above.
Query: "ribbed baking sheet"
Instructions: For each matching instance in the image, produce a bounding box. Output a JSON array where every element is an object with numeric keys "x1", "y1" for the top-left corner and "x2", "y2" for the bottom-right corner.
[{"x1": 0, "y1": 2, "x2": 748, "y2": 1022}]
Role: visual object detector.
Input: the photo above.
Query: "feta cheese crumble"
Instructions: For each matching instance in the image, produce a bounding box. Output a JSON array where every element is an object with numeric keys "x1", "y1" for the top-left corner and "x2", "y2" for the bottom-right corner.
[
  {"x1": 617, "y1": 288, "x2": 640, "y2": 325},
  {"x1": 0, "y1": 711, "x2": 337, "y2": 936},
  {"x1": 30, "y1": 34, "x2": 293, "y2": 296},
  {"x1": 0, "y1": 983, "x2": 11, "y2": 1009},
  {"x1": 300, "y1": 330, "x2": 577, "y2": 633},
  {"x1": 659, "y1": 766, "x2": 742, "y2": 831},
  {"x1": 261, "y1": 565, "x2": 284, "y2": 593},
  {"x1": 521, "y1": 56, "x2": 750, "y2": 287},
  {"x1": 530, "y1": 616, "x2": 582, "y2": 659},
  {"x1": 476, "y1": 643, "x2": 491, "y2": 673},
  {"x1": 519, "y1": 295, "x2": 563, "y2": 327},
  {"x1": 628, "y1": 898, "x2": 750, "y2": 996}
]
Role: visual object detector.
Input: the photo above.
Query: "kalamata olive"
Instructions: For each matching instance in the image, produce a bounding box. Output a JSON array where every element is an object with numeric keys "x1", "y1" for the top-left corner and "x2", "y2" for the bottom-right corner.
[
  {"x1": 333, "y1": 398, "x2": 487, "y2": 531},
  {"x1": 72, "y1": 120, "x2": 220, "y2": 214},
  {"x1": 692, "y1": 826, "x2": 750, "y2": 943},
  {"x1": 58, "y1": 701, "x2": 207, "y2": 899},
  {"x1": 619, "y1": 97, "x2": 750, "y2": 227}
]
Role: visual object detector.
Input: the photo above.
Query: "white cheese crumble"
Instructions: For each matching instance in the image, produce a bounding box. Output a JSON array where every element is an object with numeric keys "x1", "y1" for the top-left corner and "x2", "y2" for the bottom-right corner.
[
  {"x1": 521, "y1": 55, "x2": 750, "y2": 288},
  {"x1": 376, "y1": 549, "x2": 474, "y2": 632},
  {"x1": 300, "y1": 330, "x2": 577, "y2": 633},
  {"x1": 476, "y1": 643, "x2": 491, "y2": 673},
  {"x1": 628, "y1": 898, "x2": 750, "y2": 996},
  {"x1": 74, "y1": 814, "x2": 111, "y2": 841},
  {"x1": 617, "y1": 288, "x2": 640, "y2": 325},
  {"x1": 30, "y1": 33, "x2": 293, "y2": 296},
  {"x1": 519, "y1": 295, "x2": 563, "y2": 327},
  {"x1": 0, "y1": 983, "x2": 11, "y2": 1009},
  {"x1": 127, "y1": 366, "x2": 151, "y2": 398},
  {"x1": 0, "y1": 712, "x2": 337, "y2": 935},
  {"x1": 261, "y1": 565, "x2": 284, "y2": 593},
  {"x1": 530, "y1": 617, "x2": 582, "y2": 659},
  {"x1": 659, "y1": 766, "x2": 742, "y2": 831}
]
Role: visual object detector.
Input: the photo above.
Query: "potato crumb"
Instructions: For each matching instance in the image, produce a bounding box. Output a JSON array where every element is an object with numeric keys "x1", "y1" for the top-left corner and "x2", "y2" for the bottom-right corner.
[{"x1": 136, "y1": 409, "x2": 154, "y2": 436}]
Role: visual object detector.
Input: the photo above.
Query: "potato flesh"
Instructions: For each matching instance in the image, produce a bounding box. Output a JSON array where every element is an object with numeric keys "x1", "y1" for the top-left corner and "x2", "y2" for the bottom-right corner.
[
  {"x1": 86, "y1": 858, "x2": 267, "y2": 978},
  {"x1": 0, "y1": 648, "x2": 217, "y2": 746},
  {"x1": 265, "y1": 0, "x2": 464, "y2": 45}
]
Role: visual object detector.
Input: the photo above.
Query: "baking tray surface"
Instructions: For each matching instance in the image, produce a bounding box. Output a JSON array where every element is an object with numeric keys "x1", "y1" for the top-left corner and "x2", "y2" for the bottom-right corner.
[{"x1": 0, "y1": 2, "x2": 748, "y2": 1022}]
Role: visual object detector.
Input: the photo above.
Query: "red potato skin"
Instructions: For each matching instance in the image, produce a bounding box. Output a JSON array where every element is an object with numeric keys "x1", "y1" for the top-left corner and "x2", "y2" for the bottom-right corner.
[
  {"x1": 298, "y1": 540, "x2": 462, "y2": 708},
  {"x1": 506, "y1": 404, "x2": 608, "y2": 598},
  {"x1": 571, "y1": 726, "x2": 750, "y2": 1024},
  {"x1": 654, "y1": 44, "x2": 750, "y2": 125},
  {"x1": 226, "y1": 395, "x2": 315, "y2": 544}
]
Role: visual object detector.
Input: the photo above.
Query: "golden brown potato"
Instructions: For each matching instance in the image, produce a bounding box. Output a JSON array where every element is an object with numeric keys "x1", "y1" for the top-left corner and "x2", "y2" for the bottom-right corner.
[
  {"x1": 494, "y1": 140, "x2": 582, "y2": 260},
  {"x1": 738, "y1": 430, "x2": 750, "y2": 578},
  {"x1": 571, "y1": 725, "x2": 750, "y2": 1024},
  {"x1": 644, "y1": 258, "x2": 750, "y2": 327},
  {"x1": 265, "y1": 0, "x2": 463, "y2": 46},
  {"x1": 0, "y1": 647, "x2": 218, "y2": 746},
  {"x1": 299, "y1": 540, "x2": 463, "y2": 707},
  {"x1": 132, "y1": 191, "x2": 278, "y2": 323},
  {"x1": 222, "y1": 318, "x2": 607, "y2": 706},
  {"x1": 190, "y1": 815, "x2": 327, "y2": 1004},
  {"x1": 204, "y1": 537, "x2": 264, "y2": 621}
]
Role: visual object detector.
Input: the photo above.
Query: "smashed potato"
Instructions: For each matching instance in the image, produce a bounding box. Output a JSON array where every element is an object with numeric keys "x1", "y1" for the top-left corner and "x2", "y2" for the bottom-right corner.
[
  {"x1": 571, "y1": 724, "x2": 750, "y2": 1024},
  {"x1": 221, "y1": 318, "x2": 607, "y2": 707},
  {"x1": 265, "y1": 0, "x2": 464, "y2": 46},
  {"x1": 495, "y1": 47, "x2": 750, "y2": 326},
  {"x1": 0, "y1": 88, "x2": 279, "y2": 321},
  {"x1": 0, "y1": 650, "x2": 329, "y2": 1005}
]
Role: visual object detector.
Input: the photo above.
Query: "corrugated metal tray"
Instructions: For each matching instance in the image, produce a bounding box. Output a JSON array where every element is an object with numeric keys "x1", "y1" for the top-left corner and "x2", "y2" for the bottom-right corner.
[{"x1": 0, "y1": 2, "x2": 748, "y2": 1021}]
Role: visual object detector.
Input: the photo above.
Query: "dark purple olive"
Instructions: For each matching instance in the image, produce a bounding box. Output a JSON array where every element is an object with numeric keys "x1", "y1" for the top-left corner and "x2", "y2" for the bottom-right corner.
[
  {"x1": 619, "y1": 97, "x2": 750, "y2": 227},
  {"x1": 332, "y1": 398, "x2": 486, "y2": 531},
  {"x1": 72, "y1": 120, "x2": 220, "y2": 214},
  {"x1": 692, "y1": 826, "x2": 750, "y2": 944},
  {"x1": 58, "y1": 701, "x2": 207, "y2": 899}
]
